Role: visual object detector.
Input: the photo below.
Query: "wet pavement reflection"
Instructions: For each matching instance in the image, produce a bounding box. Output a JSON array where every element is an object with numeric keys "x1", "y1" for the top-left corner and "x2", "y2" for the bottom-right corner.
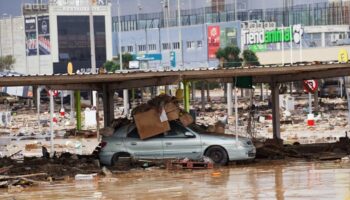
[{"x1": 1, "y1": 160, "x2": 350, "y2": 200}]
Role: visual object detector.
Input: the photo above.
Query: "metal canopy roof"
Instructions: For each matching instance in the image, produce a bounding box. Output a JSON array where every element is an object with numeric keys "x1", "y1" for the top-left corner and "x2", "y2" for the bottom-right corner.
[{"x1": 0, "y1": 62, "x2": 349, "y2": 90}]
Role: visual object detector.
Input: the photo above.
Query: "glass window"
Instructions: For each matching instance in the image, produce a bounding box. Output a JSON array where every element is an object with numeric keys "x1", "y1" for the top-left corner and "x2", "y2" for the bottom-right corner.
[
  {"x1": 197, "y1": 41, "x2": 203, "y2": 48},
  {"x1": 186, "y1": 41, "x2": 196, "y2": 49},
  {"x1": 165, "y1": 122, "x2": 188, "y2": 138},
  {"x1": 173, "y1": 42, "x2": 180, "y2": 49},
  {"x1": 127, "y1": 46, "x2": 133, "y2": 53},
  {"x1": 138, "y1": 44, "x2": 146, "y2": 52},
  {"x1": 148, "y1": 44, "x2": 157, "y2": 51},
  {"x1": 55, "y1": 16, "x2": 106, "y2": 73},
  {"x1": 127, "y1": 128, "x2": 140, "y2": 138},
  {"x1": 162, "y1": 43, "x2": 171, "y2": 50}
]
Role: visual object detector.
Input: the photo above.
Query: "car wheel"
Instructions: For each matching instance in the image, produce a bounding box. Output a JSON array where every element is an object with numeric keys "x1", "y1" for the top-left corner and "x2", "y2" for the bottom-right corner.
[
  {"x1": 111, "y1": 153, "x2": 119, "y2": 166},
  {"x1": 3, "y1": 99, "x2": 9, "y2": 105},
  {"x1": 205, "y1": 146, "x2": 228, "y2": 165}
]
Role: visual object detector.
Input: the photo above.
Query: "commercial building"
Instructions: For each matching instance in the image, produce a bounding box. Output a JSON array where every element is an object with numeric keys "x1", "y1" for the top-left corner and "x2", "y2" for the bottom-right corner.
[
  {"x1": 1, "y1": 0, "x2": 350, "y2": 73},
  {"x1": 112, "y1": 0, "x2": 350, "y2": 66},
  {"x1": 0, "y1": 0, "x2": 112, "y2": 75}
]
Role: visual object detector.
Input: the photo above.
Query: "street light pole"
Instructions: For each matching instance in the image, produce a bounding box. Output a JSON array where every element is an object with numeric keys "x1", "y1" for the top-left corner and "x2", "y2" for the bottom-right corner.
[
  {"x1": 89, "y1": 1, "x2": 97, "y2": 107},
  {"x1": 177, "y1": 0, "x2": 183, "y2": 67},
  {"x1": 117, "y1": 0, "x2": 129, "y2": 115}
]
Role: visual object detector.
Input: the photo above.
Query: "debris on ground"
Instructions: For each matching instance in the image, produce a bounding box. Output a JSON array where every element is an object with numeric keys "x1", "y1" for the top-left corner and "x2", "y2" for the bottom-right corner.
[
  {"x1": 0, "y1": 153, "x2": 101, "y2": 188},
  {"x1": 167, "y1": 157, "x2": 214, "y2": 170}
]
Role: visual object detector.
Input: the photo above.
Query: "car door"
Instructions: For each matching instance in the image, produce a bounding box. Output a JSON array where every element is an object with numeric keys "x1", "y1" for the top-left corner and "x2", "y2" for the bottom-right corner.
[
  {"x1": 162, "y1": 121, "x2": 202, "y2": 160},
  {"x1": 123, "y1": 127, "x2": 164, "y2": 160}
]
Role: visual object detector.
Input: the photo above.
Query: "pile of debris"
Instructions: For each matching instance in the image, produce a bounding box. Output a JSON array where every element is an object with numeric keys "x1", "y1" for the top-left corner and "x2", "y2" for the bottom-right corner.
[
  {"x1": 0, "y1": 152, "x2": 101, "y2": 189},
  {"x1": 255, "y1": 136, "x2": 350, "y2": 160},
  {"x1": 102, "y1": 94, "x2": 195, "y2": 139}
]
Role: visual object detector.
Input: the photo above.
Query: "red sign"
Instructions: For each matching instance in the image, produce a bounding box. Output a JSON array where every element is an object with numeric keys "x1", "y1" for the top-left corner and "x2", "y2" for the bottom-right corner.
[
  {"x1": 208, "y1": 26, "x2": 220, "y2": 59},
  {"x1": 303, "y1": 80, "x2": 318, "y2": 93},
  {"x1": 48, "y1": 90, "x2": 59, "y2": 97}
]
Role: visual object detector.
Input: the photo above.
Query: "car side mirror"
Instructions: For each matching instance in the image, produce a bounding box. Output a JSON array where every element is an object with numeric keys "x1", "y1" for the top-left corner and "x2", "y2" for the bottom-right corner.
[{"x1": 184, "y1": 132, "x2": 195, "y2": 138}]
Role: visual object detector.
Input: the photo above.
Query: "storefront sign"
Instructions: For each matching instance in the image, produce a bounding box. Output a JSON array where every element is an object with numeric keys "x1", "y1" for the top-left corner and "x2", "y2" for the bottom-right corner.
[
  {"x1": 242, "y1": 24, "x2": 303, "y2": 46},
  {"x1": 38, "y1": 16, "x2": 51, "y2": 55},
  {"x1": 208, "y1": 26, "x2": 220, "y2": 59},
  {"x1": 25, "y1": 17, "x2": 37, "y2": 56},
  {"x1": 134, "y1": 53, "x2": 162, "y2": 61}
]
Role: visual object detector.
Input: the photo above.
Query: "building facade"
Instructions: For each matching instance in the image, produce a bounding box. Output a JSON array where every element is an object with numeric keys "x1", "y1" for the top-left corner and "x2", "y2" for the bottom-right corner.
[
  {"x1": 0, "y1": 0, "x2": 112, "y2": 74},
  {"x1": 1, "y1": 0, "x2": 350, "y2": 73}
]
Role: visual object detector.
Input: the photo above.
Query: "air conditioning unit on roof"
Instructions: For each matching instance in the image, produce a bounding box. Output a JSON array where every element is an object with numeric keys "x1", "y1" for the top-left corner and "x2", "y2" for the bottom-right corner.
[
  {"x1": 24, "y1": 3, "x2": 32, "y2": 10},
  {"x1": 32, "y1": 4, "x2": 40, "y2": 10},
  {"x1": 40, "y1": 4, "x2": 48, "y2": 10}
]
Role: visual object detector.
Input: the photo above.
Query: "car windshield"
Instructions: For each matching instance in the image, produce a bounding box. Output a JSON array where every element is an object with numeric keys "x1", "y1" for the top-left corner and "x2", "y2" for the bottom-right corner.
[{"x1": 113, "y1": 124, "x2": 134, "y2": 137}]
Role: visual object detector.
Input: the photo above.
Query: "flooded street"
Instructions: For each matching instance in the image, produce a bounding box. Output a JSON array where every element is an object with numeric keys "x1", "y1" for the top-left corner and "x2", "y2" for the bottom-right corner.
[{"x1": 1, "y1": 160, "x2": 350, "y2": 200}]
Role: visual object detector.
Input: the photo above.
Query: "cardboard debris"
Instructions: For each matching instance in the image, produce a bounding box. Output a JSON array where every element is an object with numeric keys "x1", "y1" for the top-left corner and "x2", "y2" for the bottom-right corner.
[
  {"x1": 132, "y1": 94, "x2": 195, "y2": 139},
  {"x1": 134, "y1": 108, "x2": 170, "y2": 140},
  {"x1": 179, "y1": 113, "x2": 194, "y2": 127}
]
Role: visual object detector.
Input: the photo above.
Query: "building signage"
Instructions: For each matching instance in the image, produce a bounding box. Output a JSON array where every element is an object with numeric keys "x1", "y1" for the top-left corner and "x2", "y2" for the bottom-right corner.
[
  {"x1": 208, "y1": 26, "x2": 220, "y2": 59},
  {"x1": 25, "y1": 17, "x2": 37, "y2": 56},
  {"x1": 170, "y1": 51, "x2": 176, "y2": 68},
  {"x1": 220, "y1": 28, "x2": 237, "y2": 48},
  {"x1": 303, "y1": 80, "x2": 318, "y2": 93},
  {"x1": 133, "y1": 53, "x2": 162, "y2": 61},
  {"x1": 242, "y1": 24, "x2": 303, "y2": 46},
  {"x1": 38, "y1": 16, "x2": 51, "y2": 55}
]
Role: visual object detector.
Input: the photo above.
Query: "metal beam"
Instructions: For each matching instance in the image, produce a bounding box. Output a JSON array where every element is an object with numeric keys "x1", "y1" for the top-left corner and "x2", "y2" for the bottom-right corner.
[
  {"x1": 253, "y1": 67, "x2": 350, "y2": 83},
  {"x1": 1, "y1": 63, "x2": 350, "y2": 88},
  {"x1": 47, "y1": 84, "x2": 102, "y2": 91},
  {"x1": 109, "y1": 76, "x2": 180, "y2": 90}
]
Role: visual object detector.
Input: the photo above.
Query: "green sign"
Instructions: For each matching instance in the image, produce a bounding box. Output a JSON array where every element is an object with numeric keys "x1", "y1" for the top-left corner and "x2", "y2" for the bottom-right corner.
[
  {"x1": 248, "y1": 44, "x2": 267, "y2": 52},
  {"x1": 242, "y1": 24, "x2": 302, "y2": 46}
]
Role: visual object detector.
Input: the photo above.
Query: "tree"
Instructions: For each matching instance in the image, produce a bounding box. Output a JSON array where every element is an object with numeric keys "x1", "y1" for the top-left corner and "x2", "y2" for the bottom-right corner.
[
  {"x1": 122, "y1": 53, "x2": 133, "y2": 69},
  {"x1": 0, "y1": 55, "x2": 15, "y2": 71},
  {"x1": 215, "y1": 45, "x2": 242, "y2": 68},
  {"x1": 242, "y1": 50, "x2": 260, "y2": 66},
  {"x1": 103, "y1": 60, "x2": 119, "y2": 72}
]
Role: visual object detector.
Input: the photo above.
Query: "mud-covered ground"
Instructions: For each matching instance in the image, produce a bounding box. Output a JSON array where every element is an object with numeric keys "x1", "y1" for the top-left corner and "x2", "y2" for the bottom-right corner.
[{"x1": 1, "y1": 160, "x2": 350, "y2": 199}]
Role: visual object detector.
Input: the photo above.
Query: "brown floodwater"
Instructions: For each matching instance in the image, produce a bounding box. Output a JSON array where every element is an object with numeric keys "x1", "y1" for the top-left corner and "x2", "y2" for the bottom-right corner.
[{"x1": 1, "y1": 160, "x2": 350, "y2": 200}]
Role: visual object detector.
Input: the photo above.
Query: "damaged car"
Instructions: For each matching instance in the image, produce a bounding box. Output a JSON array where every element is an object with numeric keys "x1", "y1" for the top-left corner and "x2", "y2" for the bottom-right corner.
[{"x1": 98, "y1": 121, "x2": 256, "y2": 165}]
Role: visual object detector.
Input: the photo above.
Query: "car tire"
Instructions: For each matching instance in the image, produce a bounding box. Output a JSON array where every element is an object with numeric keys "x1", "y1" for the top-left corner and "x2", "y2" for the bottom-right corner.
[
  {"x1": 111, "y1": 153, "x2": 119, "y2": 166},
  {"x1": 205, "y1": 146, "x2": 228, "y2": 165},
  {"x1": 3, "y1": 99, "x2": 9, "y2": 105}
]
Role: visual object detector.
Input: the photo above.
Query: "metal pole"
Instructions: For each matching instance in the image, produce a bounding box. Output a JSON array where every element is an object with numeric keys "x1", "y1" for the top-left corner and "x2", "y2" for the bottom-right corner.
[
  {"x1": 177, "y1": 0, "x2": 183, "y2": 67},
  {"x1": 227, "y1": 83, "x2": 233, "y2": 116},
  {"x1": 234, "y1": 85, "x2": 238, "y2": 142},
  {"x1": 183, "y1": 80, "x2": 190, "y2": 112},
  {"x1": 49, "y1": 90, "x2": 54, "y2": 156},
  {"x1": 234, "y1": 0, "x2": 237, "y2": 21},
  {"x1": 117, "y1": 0, "x2": 129, "y2": 115},
  {"x1": 37, "y1": 87, "x2": 41, "y2": 132},
  {"x1": 299, "y1": 25, "x2": 303, "y2": 62},
  {"x1": 75, "y1": 91, "x2": 81, "y2": 131},
  {"x1": 290, "y1": 25, "x2": 292, "y2": 64},
  {"x1": 308, "y1": 92, "x2": 312, "y2": 114},
  {"x1": 0, "y1": 17, "x2": 2, "y2": 57},
  {"x1": 89, "y1": 1, "x2": 97, "y2": 107},
  {"x1": 281, "y1": 24, "x2": 284, "y2": 65},
  {"x1": 70, "y1": 91, "x2": 74, "y2": 123}
]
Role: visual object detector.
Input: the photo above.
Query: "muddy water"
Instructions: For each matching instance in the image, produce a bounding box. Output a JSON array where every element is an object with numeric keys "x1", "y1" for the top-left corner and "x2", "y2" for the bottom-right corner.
[{"x1": 1, "y1": 160, "x2": 350, "y2": 200}]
